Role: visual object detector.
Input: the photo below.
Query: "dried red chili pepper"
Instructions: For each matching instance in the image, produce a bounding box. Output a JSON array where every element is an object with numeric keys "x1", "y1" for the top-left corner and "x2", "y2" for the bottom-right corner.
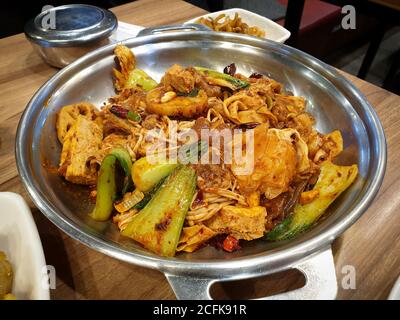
[
  {"x1": 238, "y1": 122, "x2": 261, "y2": 130},
  {"x1": 110, "y1": 105, "x2": 141, "y2": 122},
  {"x1": 110, "y1": 105, "x2": 129, "y2": 118},
  {"x1": 223, "y1": 63, "x2": 237, "y2": 76},
  {"x1": 249, "y1": 72, "x2": 263, "y2": 79},
  {"x1": 222, "y1": 235, "x2": 241, "y2": 252}
]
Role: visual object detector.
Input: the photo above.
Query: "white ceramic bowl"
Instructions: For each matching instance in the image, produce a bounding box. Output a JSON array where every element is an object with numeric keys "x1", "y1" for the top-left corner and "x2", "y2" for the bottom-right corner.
[
  {"x1": 389, "y1": 276, "x2": 400, "y2": 300},
  {"x1": 0, "y1": 192, "x2": 49, "y2": 300},
  {"x1": 185, "y1": 8, "x2": 290, "y2": 43}
]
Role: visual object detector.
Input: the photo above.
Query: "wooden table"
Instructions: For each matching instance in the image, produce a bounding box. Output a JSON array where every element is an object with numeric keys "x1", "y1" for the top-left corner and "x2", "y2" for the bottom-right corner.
[{"x1": 0, "y1": 0, "x2": 399, "y2": 300}]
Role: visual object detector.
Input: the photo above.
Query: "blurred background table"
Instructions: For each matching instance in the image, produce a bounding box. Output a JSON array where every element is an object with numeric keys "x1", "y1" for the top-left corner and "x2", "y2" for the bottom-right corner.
[{"x1": 0, "y1": 0, "x2": 399, "y2": 299}]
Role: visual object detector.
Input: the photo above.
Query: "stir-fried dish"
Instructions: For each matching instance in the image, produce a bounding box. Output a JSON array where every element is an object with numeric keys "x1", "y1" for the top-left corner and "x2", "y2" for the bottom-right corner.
[
  {"x1": 55, "y1": 44, "x2": 358, "y2": 257},
  {"x1": 0, "y1": 251, "x2": 15, "y2": 300}
]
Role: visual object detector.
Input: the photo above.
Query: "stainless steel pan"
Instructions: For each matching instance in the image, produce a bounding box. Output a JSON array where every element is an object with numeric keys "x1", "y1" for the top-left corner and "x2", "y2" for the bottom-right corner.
[{"x1": 16, "y1": 25, "x2": 386, "y2": 299}]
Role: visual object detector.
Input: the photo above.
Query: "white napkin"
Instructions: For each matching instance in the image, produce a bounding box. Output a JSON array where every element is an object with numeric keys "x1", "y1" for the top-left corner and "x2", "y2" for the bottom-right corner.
[
  {"x1": 110, "y1": 21, "x2": 144, "y2": 42},
  {"x1": 389, "y1": 276, "x2": 400, "y2": 300}
]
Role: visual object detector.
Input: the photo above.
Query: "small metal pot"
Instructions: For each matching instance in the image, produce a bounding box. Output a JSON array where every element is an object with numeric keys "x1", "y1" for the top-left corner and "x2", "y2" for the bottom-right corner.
[{"x1": 24, "y1": 4, "x2": 117, "y2": 68}]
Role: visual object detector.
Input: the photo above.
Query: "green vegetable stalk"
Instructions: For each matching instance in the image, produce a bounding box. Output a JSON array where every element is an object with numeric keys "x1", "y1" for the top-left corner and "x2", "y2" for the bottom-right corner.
[
  {"x1": 127, "y1": 111, "x2": 141, "y2": 122},
  {"x1": 121, "y1": 165, "x2": 197, "y2": 257},
  {"x1": 90, "y1": 148, "x2": 133, "y2": 221},
  {"x1": 132, "y1": 141, "x2": 207, "y2": 192},
  {"x1": 111, "y1": 148, "x2": 133, "y2": 194},
  {"x1": 133, "y1": 177, "x2": 166, "y2": 210},
  {"x1": 126, "y1": 69, "x2": 158, "y2": 91},
  {"x1": 194, "y1": 66, "x2": 249, "y2": 89},
  {"x1": 90, "y1": 155, "x2": 117, "y2": 222},
  {"x1": 265, "y1": 161, "x2": 358, "y2": 241},
  {"x1": 132, "y1": 156, "x2": 178, "y2": 192}
]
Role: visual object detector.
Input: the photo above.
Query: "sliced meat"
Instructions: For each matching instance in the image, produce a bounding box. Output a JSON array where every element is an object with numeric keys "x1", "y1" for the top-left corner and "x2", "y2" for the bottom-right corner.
[
  {"x1": 102, "y1": 112, "x2": 133, "y2": 137},
  {"x1": 113, "y1": 45, "x2": 136, "y2": 92},
  {"x1": 205, "y1": 205, "x2": 266, "y2": 240},
  {"x1": 191, "y1": 163, "x2": 232, "y2": 190},
  {"x1": 191, "y1": 117, "x2": 211, "y2": 140},
  {"x1": 271, "y1": 94, "x2": 306, "y2": 122},
  {"x1": 191, "y1": 117, "x2": 232, "y2": 166},
  {"x1": 161, "y1": 64, "x2": 195, "y2": 94},
  {"x1": 142, "y1": 114, "x2": 161, "y2": 130},
  {"x1": 187, "y1": 67, "x2": 222, "y2": 97},
  {"x1": 96, "y1": 133, "x2": 131, "y2": 164}
]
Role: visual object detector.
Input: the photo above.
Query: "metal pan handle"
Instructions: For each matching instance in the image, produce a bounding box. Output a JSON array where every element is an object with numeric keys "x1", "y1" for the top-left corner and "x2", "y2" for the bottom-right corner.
[
  {"x1": 136, "y1": 23, "x2": 211, "y2": 37},
  {"x1": 164, "y1": 247, "x2": 337, "y2": 300}
]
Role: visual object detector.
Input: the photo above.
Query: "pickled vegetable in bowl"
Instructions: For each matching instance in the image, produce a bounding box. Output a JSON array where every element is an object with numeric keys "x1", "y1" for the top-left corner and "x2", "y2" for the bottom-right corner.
[
  {"x1": 0, "y1": 251, "x2": 15, "y2": 300},
  {"x1": 196, "y1": 12, "x2": 266, "y2": 38}
]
